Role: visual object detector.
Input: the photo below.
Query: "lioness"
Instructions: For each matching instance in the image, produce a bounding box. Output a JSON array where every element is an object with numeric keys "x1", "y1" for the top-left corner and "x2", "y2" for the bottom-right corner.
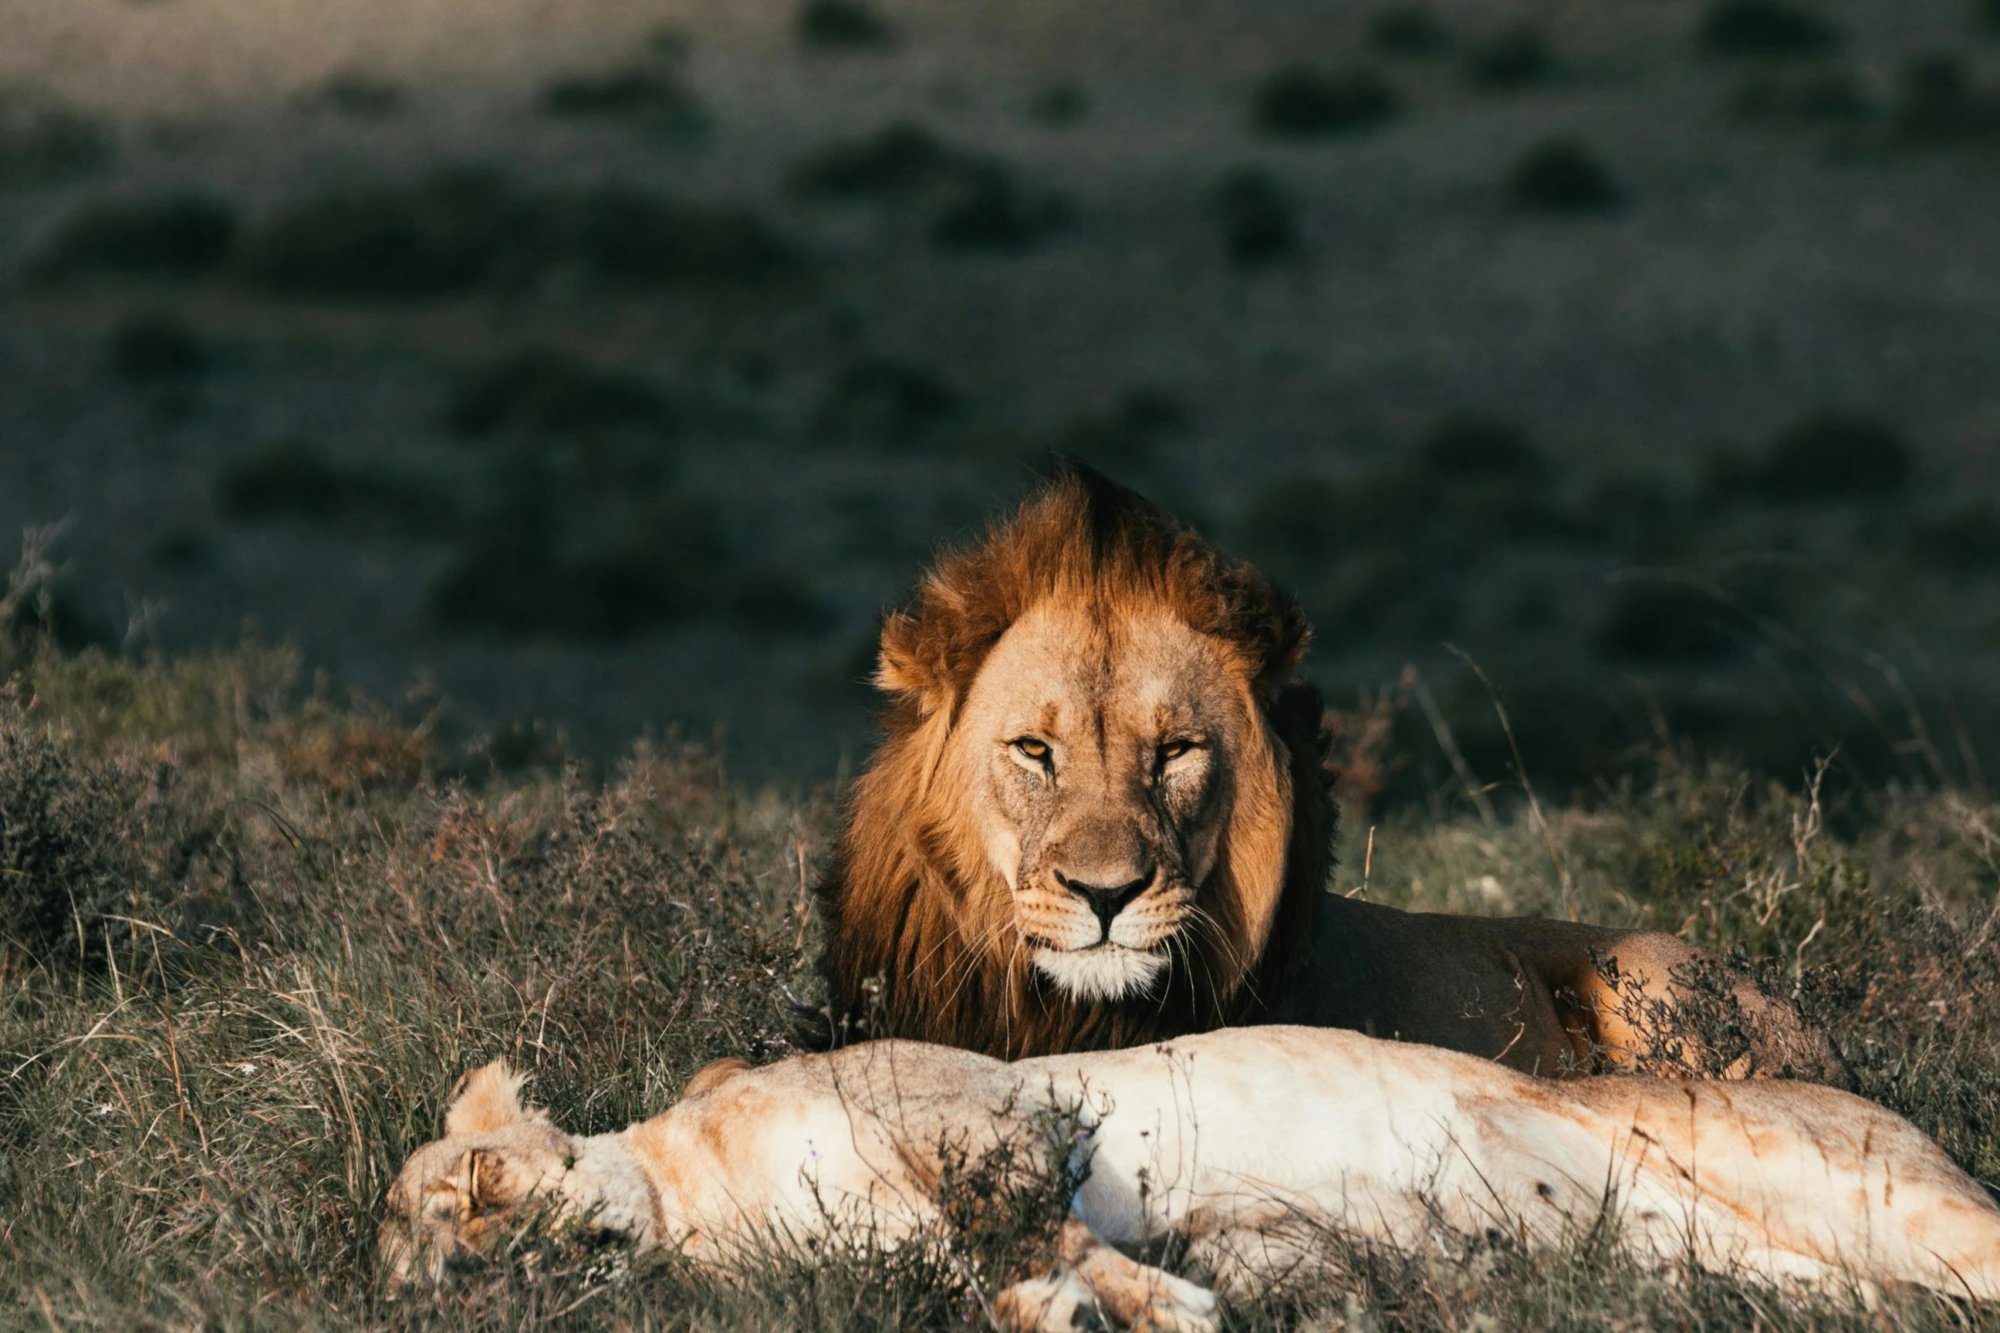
[
  {"x1": 383, "y1": 1029, "x2": 2000, "y2": 1322},
  {"x1": 814, "y1": 464, "x2": 1845, "y2": 1080}
]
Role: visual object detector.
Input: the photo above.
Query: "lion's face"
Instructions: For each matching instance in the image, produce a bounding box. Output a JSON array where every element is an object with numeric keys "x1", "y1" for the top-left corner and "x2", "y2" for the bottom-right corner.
[{"x1": 954, "y1": 599, "x2": 1256, "y2": 1003}]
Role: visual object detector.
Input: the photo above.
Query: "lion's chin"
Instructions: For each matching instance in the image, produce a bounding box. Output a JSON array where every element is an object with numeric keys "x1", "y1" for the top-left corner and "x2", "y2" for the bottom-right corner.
[{"x1": 1031, "y1": 945, "x2": 1170, "y2": 1003}]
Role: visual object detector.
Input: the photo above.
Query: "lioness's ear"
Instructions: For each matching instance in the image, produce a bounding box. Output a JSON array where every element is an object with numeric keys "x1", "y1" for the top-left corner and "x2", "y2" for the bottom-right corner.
[
  {"x1": 683, "y1": 1057, "x2": 751, "y2": 1099},
  {"x1": 445, "y1": 1061, "x2": 530, "y2": 1137}
]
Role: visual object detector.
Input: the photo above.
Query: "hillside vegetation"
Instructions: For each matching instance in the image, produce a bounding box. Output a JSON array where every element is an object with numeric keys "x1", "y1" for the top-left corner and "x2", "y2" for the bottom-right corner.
[{"x1": 2, "y1": 639, "x2": 1996, "y2": 1329}]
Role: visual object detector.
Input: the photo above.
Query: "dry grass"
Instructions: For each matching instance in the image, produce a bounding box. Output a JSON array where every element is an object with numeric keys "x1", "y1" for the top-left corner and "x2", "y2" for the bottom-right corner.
[{"x1": 1, "y1": 640, "x2": 1997, "y2": 1330}]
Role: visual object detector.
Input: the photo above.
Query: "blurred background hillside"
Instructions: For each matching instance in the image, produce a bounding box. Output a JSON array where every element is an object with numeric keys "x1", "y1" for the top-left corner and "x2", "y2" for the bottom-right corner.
[{"x1": 3, "y1": 0, "x2": 1999, "y2": 806}]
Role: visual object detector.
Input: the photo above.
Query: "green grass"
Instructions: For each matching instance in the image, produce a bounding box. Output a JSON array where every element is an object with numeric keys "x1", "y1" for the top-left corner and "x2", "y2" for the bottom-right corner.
[{"x1": 1, "y1": 641, "x2": 1997, "y2": 1328}]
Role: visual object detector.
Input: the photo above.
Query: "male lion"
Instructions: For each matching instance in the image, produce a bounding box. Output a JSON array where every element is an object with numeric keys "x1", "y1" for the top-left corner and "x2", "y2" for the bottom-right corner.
[
  {"x1": 383, "y1": 1029, "x2": 2000, "y2": 1321},
  {"x1": 813, "y1": 465, "x2": 1845, "y2": 1080}
]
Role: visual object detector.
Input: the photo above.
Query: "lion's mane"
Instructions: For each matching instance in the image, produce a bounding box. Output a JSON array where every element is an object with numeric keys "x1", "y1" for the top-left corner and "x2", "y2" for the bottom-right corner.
[{"x1": 810, "y1": 465, "x2": 1335, "y2": 1058}]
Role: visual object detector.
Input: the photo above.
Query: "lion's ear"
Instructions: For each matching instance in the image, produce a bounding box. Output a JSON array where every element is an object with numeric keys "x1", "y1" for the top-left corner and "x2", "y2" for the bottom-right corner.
[
  {"x1": 445, "y1": 1061, "x2": 531, "y2": 1137},
  {"x1": 876, "y1": 609, "x2": 955, "y2": 716}
]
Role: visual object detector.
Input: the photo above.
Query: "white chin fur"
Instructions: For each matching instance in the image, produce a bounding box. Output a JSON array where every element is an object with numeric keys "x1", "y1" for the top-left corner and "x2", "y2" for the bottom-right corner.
[{"x1": 1031, "y1": 947, "x2": 1169, "y2": 1002}]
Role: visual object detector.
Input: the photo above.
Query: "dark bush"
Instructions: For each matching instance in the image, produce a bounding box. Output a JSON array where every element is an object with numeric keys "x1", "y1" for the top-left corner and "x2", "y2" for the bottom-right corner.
[
  {"x1": 1029, "y1": 83, "x2": 1089, "y2": 127},
  {"x1": 1910, "y1": 501, "x2": 2000, "y2": 572},
  {"x1": 216, "y1": 442, "x2": 455, "y2": 535},
  {"x1": 930, "y1": 170, "x2": 1070, "y2": 251},
  {"x1": 29, "y1": 193, "x2": 237, "y2": 281},
  {"x1": 540, "y1": 67, "x2": 705, "y2": 130},
  {"x1": 148, "y1": 527, "x2": 210, "y2": 571},
  {"x1": 238, "y1": 172, "x2": 793, "y2": 300},
  {"x1": 295, "y1": 71, "x2": 406, "y2": 117},
  {"x1": 236, "y1": 170, "x2": 535, "y2": 299},
  {"x1": 1465, "y1": 25, "x2": 1557, "y2": 90},
  {"x1": 1505, "y1": 138, "x2": 1623, "y2": 215},
  {"x1": 426, "y1": 497, "x2": 730, "y2": 640},
  {"x1": 1057, "y1": 388, "x2": 1188, "y2": 467},
  {"x1": 1697, "y1": 1, "x2": 1841, "y2": 57},
  {"x1": 1757, "y1": 412, "x2": 1913, "y2": 499},
  {"x1": 1730, "y1": 64, "x2": 1871, "y2": 121},
  {"x1": 0, "y1": 96, "x2": 112, "y2": 188},
  {"x1": 1239, "y1": 471, "x2": 1345, "y2": 579},
  {"x1": 1208, "y1": 166, "x2": 1299, "y2": 266},
  {"x1": 788, "y1": 121, "x2": 984, "y2": 199},
  {"x1": 563, "y1": 186, "x2": 797, "y2": 284},
  {"x1": 0, "y1": 716, "x2": 148, "y2": 964},
  {"x1": 106, "y1": 312, "x2": 209, "y2": 382},
  {"x1": 1890, "y1": 55, "x2": 2000, "y2": 144},
  {"x1": 1420, "y1": 414, "x2": 1546, "y2": 477},
  {"x1": 813, "y1": 357, "x2": 963, "y2": 447},
  {"x1": 446, "y1": 348, "x2": 670, "y2": 439},
  {"x1": 797, "y1": 0, "x2": 898, "y2": 50},
  {"x1": 1981, "y1": 0, "x2": 2000, "y2": 34},
  {"x1": 727, "y1": 566, "x2": 828, "y2": 636},
  {"x1": 790, "y1": 122, "x2": 1064, "y2": 251},
  {"x1": 1595, "y1": 580, "x2": 1740, "y2": 663},
  {"x1": 1250, "y1": 65, "x2": 1401, "y2": 137},
  {"x1": 1370, "y1": 5, "x2": 1452, "y2": 57}
]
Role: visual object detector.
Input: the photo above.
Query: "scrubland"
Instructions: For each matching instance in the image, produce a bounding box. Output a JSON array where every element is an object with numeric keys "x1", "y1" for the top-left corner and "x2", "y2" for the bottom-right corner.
[{"x1": 2, "y1": 636, "x2": 1996, "y2": 1330}]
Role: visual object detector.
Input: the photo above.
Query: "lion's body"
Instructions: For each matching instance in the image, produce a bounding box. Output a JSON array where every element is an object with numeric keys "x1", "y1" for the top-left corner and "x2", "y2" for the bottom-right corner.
[
  {"x1": 814, "y1": 467, "x2": 1844, "y2": 1082},
  {"x1": 384, "y1": 1031, "x2": 2000, "y2": 1322}
]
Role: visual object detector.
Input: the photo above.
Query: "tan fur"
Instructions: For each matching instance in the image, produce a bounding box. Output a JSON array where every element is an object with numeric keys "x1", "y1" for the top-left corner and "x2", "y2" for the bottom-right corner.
[
  {"x1": 813, "y1": 465, "x2": 1846, "y2": 1083},
  {"x1": 383, "y1": 1035, "x2": 2000, "y2": 1322}
]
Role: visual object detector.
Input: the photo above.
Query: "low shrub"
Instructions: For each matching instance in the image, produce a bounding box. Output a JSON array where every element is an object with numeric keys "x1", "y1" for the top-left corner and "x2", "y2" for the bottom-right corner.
[
  {"x1": 1730, "y1": 63, "x2": 1871, "y2": 121},
  {"x1": 235, "y1": 169, "x2": 532, "y2": 299},
  {"x1": 237, "y1": 172, "x2": 795, "y2": 300},
  {"x1": 446, "y1": 348, "x2": 671, "y2": 439},
  {"x1": 1756, "y1": 411, "x2": 1914, "y2": 499},
  {"x1": 1505, "y1": 138, "x2": 1623, "y2": 215},
  {"x1": 797, "y1": 0, "x2": 898, "y2": 51},
  {"x1": 1238, "y1": 470, "x2": 1345, "y2": 581},
  {"x1": 1056, "y1": 387, "x2": 1188, "y2": 467},
  {"x1": 1697, "y1": 0, "x2": 1841, "y2": 58},
  {"x1": 1890, "y1": 55, "x2": 2000, "y2": 145},
  {"x1": 1420, "y1": 414, "x2": 1546, "y2": 477},
  {"x1": 1208, "y1": 165, "x2": 1300, "y2": 266},
  {"x1": 28, "y1": 193, "x2": 237, "y2": 281},
  {"x1": 0, "y1": 95, "x2": 112, "y2": 188},
  {"x1": 812, "y1": 356, "x2": 963, "y2": 447},
  {"x1": 216, "y1": 442, "x2": 456, "y2": 536},
  {"x1": 1909, "y1": 500, "x2": 2000, "y2": 572},
  {"x1": 790, "y1": 122, "x2": 1067, "y2": 251},
  {"x1": 295, "y1": 70, "x2": 406, "y2": 117},
  {"x1": 788, "y1": 121, "x2": 975, "y2": 200},
  {"x1": 539, "y1": 67, "x2": 705, "y2": 132},
  {"x1": 106, "y1": 312, "x2": 209, "y2": 382},
  {"x1": 1251, "y1": 65, "x2": 1402, "y2": 136},
  {"x1": 426, "y1": 496, "x2": 731, "y2": 640},
  {"x1": 1465, "y1": 24, "x2": 1557, "y2": 90},
  {"x1": 1028, "y1": 83, "x2": 1089, "y2": 127},
  {"x1": 1594, "y1": 579, "x2": 1742, "y2": 663},
  {"x1": 0, "y1": 714, "x2": 157, "y2": 964},
  {"x1": 1369, "y1": 5, "x2": 1452, "y2": 57}
]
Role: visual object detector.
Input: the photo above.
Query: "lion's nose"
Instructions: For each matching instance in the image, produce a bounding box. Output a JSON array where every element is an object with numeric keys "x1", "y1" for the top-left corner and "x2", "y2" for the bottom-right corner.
[{"x1": 1054, "y1": 869, "x2": 1155, "y2": 937}]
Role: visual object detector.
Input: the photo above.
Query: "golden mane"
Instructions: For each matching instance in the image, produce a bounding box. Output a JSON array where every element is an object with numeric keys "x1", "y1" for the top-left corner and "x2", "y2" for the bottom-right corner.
[{"x1": 810, "y1": 464, "x2": 1335, "y2": 1058}]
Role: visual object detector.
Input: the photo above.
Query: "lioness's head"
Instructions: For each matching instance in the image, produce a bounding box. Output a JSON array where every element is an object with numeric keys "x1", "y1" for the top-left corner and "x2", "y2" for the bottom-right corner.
[{"x1": 816, "y1": 464, "x2": 1333, "y2": 1055}]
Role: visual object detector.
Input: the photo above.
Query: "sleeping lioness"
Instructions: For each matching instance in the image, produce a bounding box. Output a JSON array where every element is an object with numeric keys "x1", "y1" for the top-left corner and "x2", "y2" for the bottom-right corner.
[
  {"x1": 813, "y1": 463, "x2": 1846, "y2": 1081},
  {"x1": 384, "y1": 1030, "x2": 2000, "y2": 1321}
]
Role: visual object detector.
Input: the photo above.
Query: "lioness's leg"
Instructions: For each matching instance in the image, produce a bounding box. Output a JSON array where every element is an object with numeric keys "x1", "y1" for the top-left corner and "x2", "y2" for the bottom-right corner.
[{"x1": 993, "y1": 1218, "x2": 1218, "y2": 1333}]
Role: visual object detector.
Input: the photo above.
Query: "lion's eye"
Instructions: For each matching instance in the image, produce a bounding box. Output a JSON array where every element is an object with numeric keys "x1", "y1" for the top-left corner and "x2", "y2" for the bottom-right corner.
[
  {"x1": 1011, "y1": 737, "x2": 1052, "y2": 765},
  {"x1": 1159, "y1": 739, "x2": 1197, "y2": 762}
]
